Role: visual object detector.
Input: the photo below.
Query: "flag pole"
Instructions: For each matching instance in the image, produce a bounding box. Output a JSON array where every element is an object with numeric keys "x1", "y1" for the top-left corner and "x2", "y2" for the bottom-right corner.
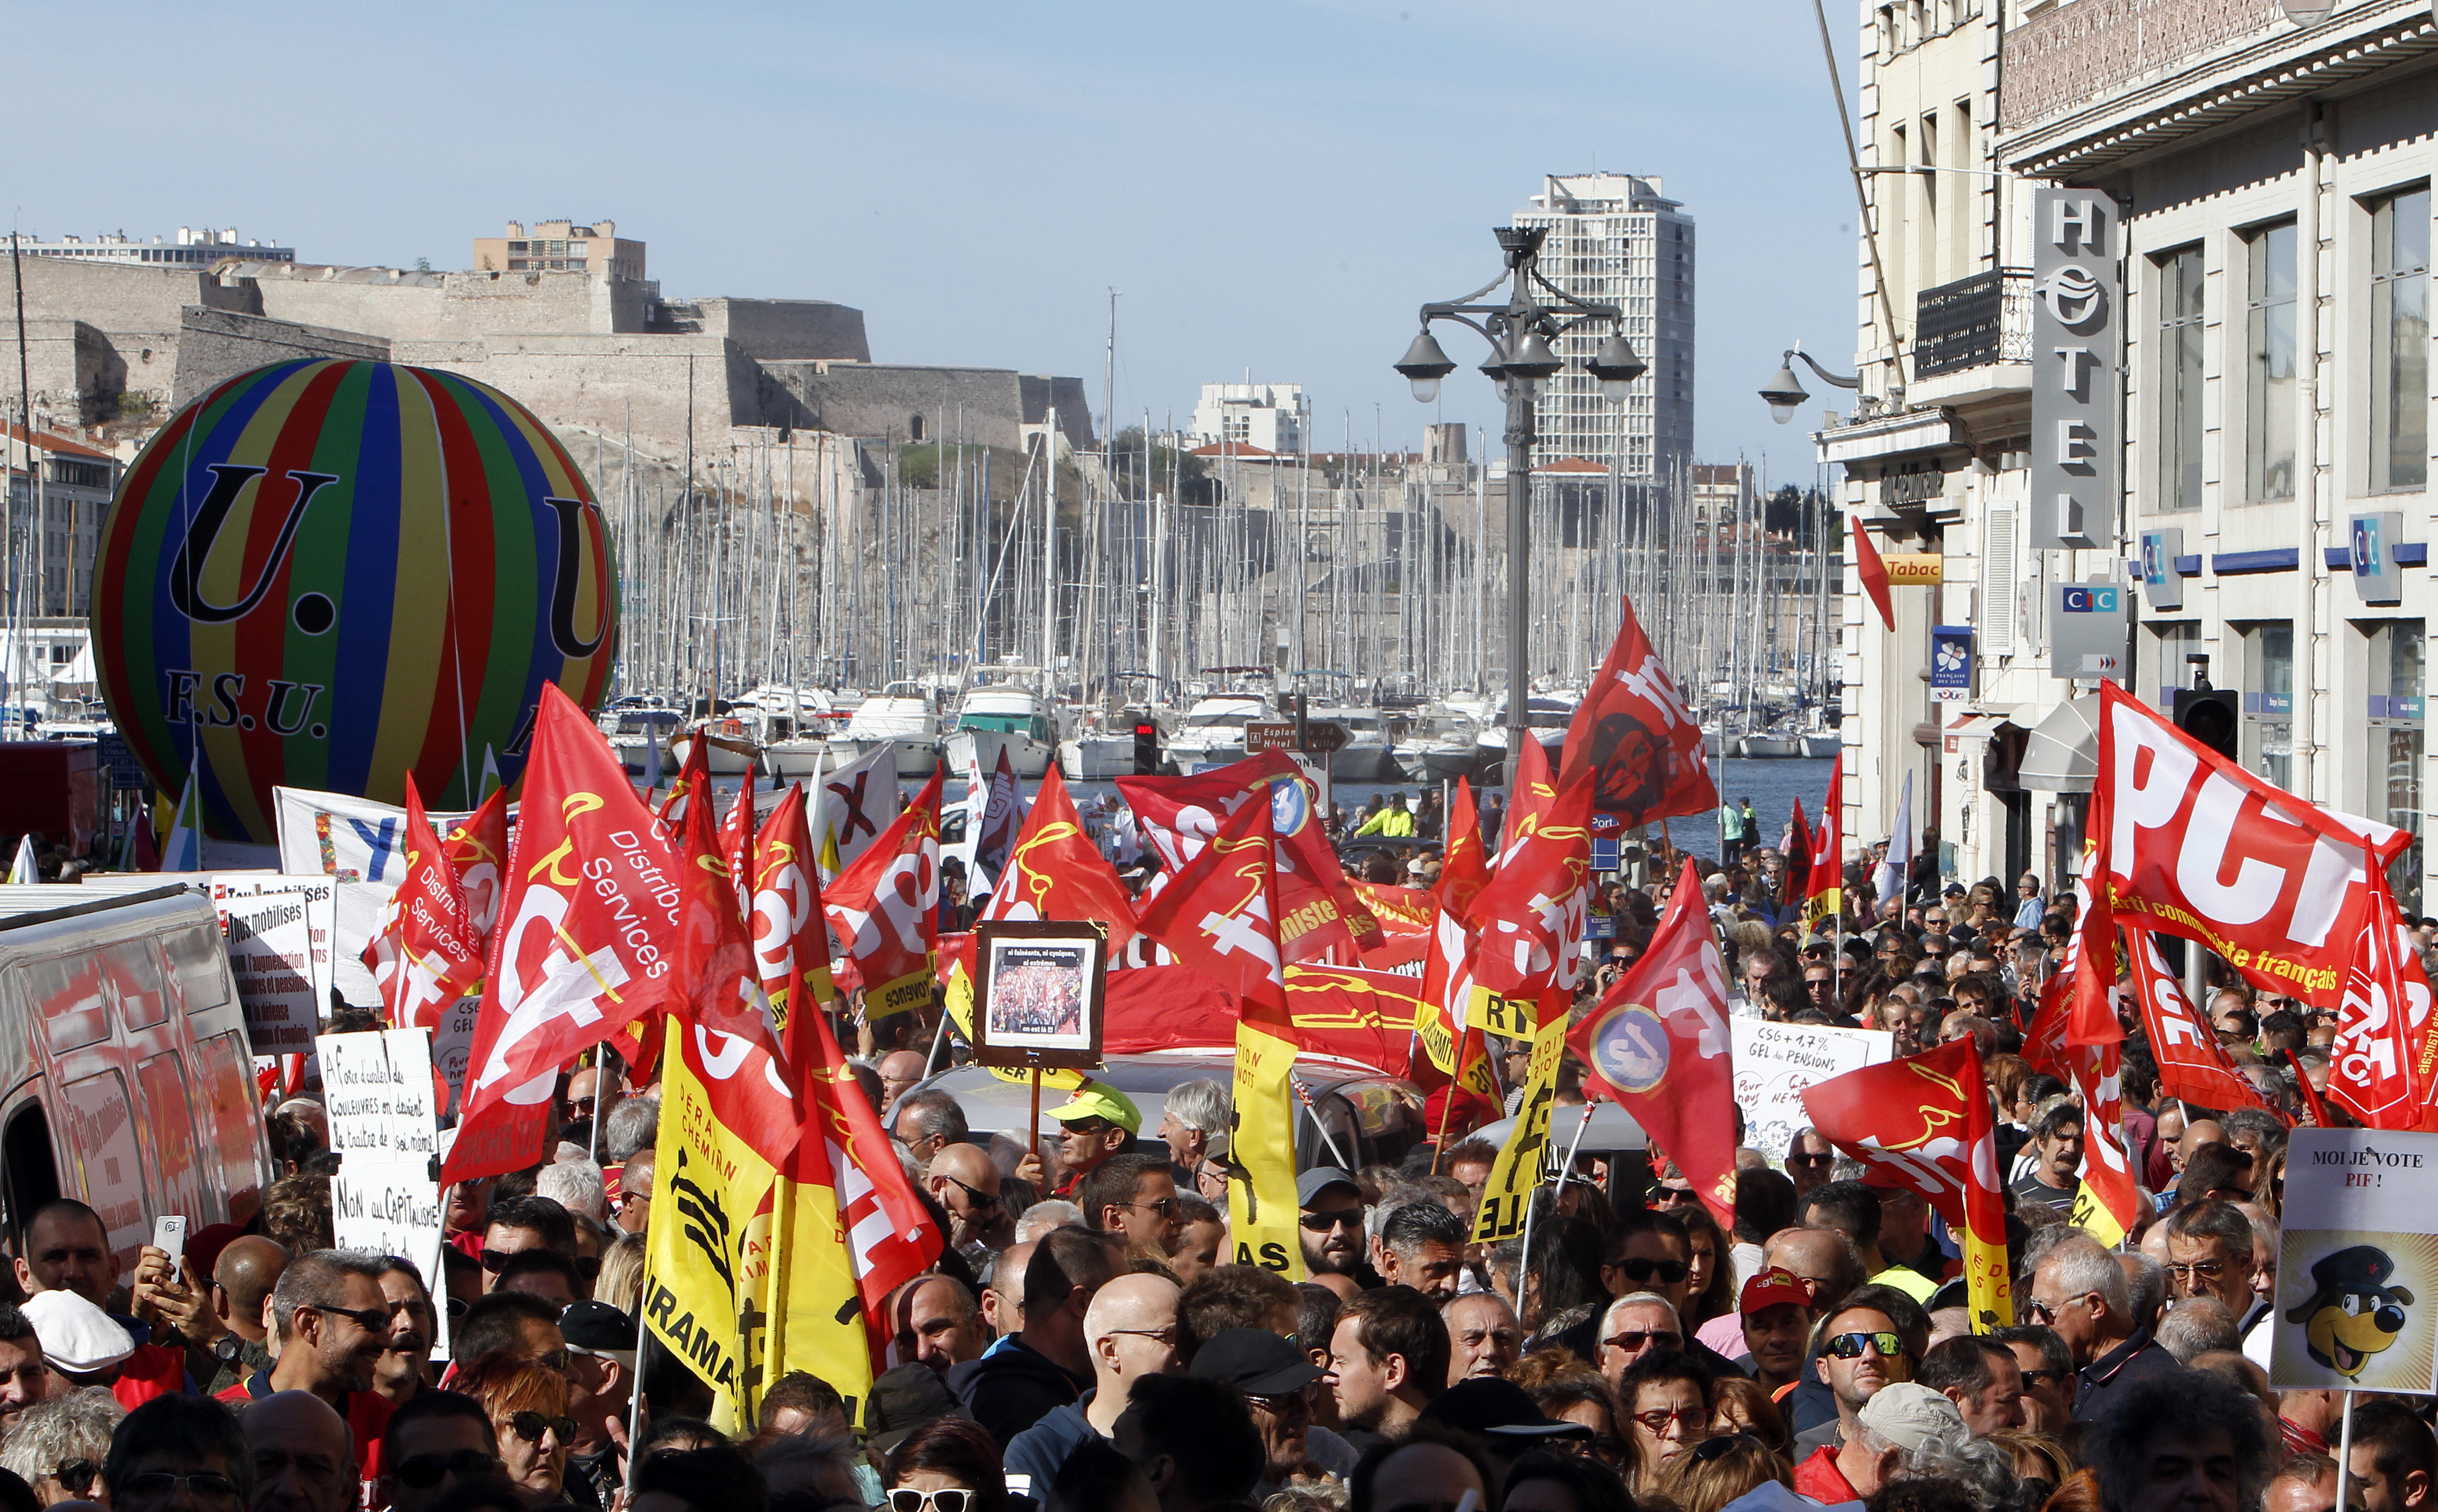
[
  {"x1": 1027, "y1": 1065, "x2": 1044, "y2": 1181},
  {"x1": 2338, "y1": 1390, "x2": 2357, "y2": 1511}
]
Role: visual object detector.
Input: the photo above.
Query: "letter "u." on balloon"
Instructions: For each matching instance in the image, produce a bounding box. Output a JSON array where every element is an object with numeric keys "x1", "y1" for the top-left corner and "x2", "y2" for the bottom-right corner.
[{"x1": 168, "y1": 464, "x2": 340, "y2": 624}]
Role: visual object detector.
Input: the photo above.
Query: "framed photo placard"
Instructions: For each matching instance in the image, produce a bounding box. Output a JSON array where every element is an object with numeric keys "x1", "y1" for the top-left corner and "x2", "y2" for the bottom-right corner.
[{"x1": 972, "y1": 920, "x2": 1109, "y2": 1071}]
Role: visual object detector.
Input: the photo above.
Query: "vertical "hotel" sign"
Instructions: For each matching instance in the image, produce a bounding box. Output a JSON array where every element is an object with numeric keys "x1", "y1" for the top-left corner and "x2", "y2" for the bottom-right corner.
[{"x1": 2030, "y1": 189, "x2": 2122, "y2": 550}]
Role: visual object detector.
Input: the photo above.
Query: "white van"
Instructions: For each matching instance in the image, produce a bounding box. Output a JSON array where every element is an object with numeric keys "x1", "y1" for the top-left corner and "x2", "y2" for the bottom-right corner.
[{"x1": 0, "y1": 880, "x2": 276, "y2": 1265}]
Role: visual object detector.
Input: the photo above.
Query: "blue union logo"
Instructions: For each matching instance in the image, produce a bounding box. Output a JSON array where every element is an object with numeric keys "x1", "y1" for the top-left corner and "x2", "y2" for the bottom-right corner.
[{"x1": 1590, "y1": 1002, "x2": 1672, "y2": 1094}]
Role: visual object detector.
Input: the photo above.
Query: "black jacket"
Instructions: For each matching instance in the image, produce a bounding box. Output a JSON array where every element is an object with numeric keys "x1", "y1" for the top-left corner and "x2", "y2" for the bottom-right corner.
[
  {"x1": 2070, "y1": 1326, "x2": 2181, "y2": 1424},
  {"x1": 950, "y1": 1336, "x2": 1091, "y2": 1448}
]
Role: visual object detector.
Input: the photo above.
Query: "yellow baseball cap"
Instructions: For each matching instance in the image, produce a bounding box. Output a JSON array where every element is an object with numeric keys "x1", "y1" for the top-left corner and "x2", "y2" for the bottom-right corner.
[{"x1": 1046, "y1": 1082, "x2": 1143, "y2": 1136}]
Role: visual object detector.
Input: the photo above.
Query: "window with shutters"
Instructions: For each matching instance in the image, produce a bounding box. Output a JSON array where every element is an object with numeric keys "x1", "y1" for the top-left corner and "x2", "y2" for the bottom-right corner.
[{"x1": 1980, "y1": 503, "x2": 2018, "y2": 655}]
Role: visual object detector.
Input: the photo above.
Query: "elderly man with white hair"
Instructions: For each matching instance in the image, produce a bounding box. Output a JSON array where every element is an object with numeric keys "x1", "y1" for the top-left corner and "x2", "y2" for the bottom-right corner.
[
  {"x1": 2026, "y1": 1234, "x2": 2178, "y2": 1423},
  {"x1": 1799, "y1": 1382, "x2": 1975, "y2": 1504},
  {"x1": 1593, "y1": 1291, "x2": 1683, "y2": 1389},
  {"x1": 1157, "y1": 1080, "x2": 1231, "y2": 1202}
]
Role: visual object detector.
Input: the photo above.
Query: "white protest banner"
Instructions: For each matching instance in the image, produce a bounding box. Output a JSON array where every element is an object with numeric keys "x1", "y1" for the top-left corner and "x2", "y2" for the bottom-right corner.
[
  {"x1": 430, "y1": 998, "x2": 480, "y2": 1119},
  {"x1": 1729, "y1": 1018, "x2": 1893, "y2": 1168},
  {"x1": 332, "y1": 1163, "x2": 448, "y2": 1359},
  {"x1": 212, "y1": 876, "x2": 337, "y2": 1054},
  {"x1": 274, "y1": 786, "x2": 474, "y2": 886},
  {"x1": 2269, "y1": 1127, "x2": 2438, "y2": 1393},
  {"x1": 317, "y1": 1029, "x2": 441, "y2": 1163}
]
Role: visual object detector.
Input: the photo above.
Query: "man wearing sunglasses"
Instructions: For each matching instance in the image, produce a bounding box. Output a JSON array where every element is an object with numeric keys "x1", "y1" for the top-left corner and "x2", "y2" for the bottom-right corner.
[
  {"x1": 1784, "y1": 1131, "x2": 1837, "y2": 1203},
  {"x1": 1789, "y1": 1286, "x2": 1928, "y2": 1494},
  {"x1": 215, "y1": 1252, "x2": 399, "y2": 1496},
  {"x1": 105, "y1": 1394, "x2": 255, "y2": 1512},
  {"x1": 1592, "y1": 1293, "x2": 1684, "y2": 1389},
  {"x1": 379, "y1": 1390, "x2": 508, "y2": 1512},
  {"x1": 478, "y1": 1198, "x2": 577, "y2": 1296},
  {"x1": 1005, "y1": 1274, "x2": 1181, "y2": 1492},
  {"x1": 2161, "y1": 1201, "x2": 2267, "y2": 1343},
  {"x1": 1078, "y1": 1154, "x2": 1186, "y2": 1257},
  {"x1": 2028, "y1": 1235, "x2": 2177, "y2": 1425},
  {"x1": 1042, "y1": 1087, "x2": 1144, "y2": 1199},
  {"x1": 1296, "y1": 1170, "x2": 1368, "y2": 1280}
]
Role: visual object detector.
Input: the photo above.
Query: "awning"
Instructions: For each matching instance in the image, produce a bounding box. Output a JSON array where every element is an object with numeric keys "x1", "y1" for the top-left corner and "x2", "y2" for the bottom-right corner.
[
  {"x1": 1938, "y1": 710, "x2": 2019, "y2": 747},
  {"x1": 2019, "y1": 696, "x2": 2101, "y2": 793}
]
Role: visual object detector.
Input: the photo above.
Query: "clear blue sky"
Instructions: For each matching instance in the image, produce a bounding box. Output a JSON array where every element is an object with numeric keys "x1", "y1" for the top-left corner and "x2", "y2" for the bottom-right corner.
[{"x1": 13, "y1": 1, "x2": 1858, "y2": 476}]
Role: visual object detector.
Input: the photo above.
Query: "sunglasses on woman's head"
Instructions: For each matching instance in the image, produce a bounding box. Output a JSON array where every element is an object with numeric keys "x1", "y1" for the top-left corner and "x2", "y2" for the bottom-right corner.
[
  {"x1": 890, "y1": 1491, "x2": 974, "y2": 1512},
  {"x1": 1613, "y1": 1257, "x2": 1689, "y2": 1283},
  {"x1": 1693, "y1": 1434, "x2": 1760, "y2": 1463}
]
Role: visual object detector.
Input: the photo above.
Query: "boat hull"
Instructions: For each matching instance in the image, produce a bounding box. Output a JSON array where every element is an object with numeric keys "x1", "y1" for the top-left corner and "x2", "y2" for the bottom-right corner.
[
  {"x1": 763, "y1": 739, "x2": 829, "y2": 780},
  {"x1": 1803, "y1": 735, "x2": 1842, "y2": 759},
  {"x1": 670, "y1": 734, "x2": 757, "y2": 777},
  {"x1": 1736, "y1": 737, "x2": 1803, "y2": 758},
  {"x1": 946, "y1": 728, "x2": 1051, "y2": 781},
  {"x1": 1328, "y1": 743, "x2": 1406, "y2": 784},
  {"x1": 1060, "y1": 737, "x2": 1138, "y2": 781}
]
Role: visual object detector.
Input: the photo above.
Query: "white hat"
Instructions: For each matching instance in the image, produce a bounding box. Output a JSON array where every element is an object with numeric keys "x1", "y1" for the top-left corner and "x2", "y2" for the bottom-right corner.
[
  {"x1": 23, "y1": 1290, "x2": 134, "y2": 1373},
  {"x1": 1859, "y1": 1382, "x2": 1968, "y2": 1456}
]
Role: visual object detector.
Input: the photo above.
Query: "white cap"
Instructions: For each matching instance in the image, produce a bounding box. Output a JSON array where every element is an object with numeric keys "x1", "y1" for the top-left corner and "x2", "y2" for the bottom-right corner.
[{"x1": 23, "y1": 1290, "x2": 134, "y2": 1373}]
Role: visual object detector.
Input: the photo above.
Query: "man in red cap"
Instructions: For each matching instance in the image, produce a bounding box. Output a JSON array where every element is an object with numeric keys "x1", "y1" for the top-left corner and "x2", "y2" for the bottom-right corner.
[{"x1": 1736, "y1": 1267, "x2": 1817, "y2": 1396}]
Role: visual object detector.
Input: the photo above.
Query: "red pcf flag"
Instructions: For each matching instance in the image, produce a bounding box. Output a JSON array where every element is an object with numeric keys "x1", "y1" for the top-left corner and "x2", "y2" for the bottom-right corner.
[
  {"x1": 364, "y1": 774, "x2": 484, "y2": 1029},
  {"x1": 1567, "y1": 856, "x2": 1738, "y2": 1230},
  {"x1": 1801, "y1": 1038, "x2": 2013, "y2": 1328},
  {"x1": 1851, "y1": 516, "x2": 1895, "y2": 632},
  {"x1": 1120, "y1": 752, "x2": 1379, "y2": 958},
  {"x1": 1133, "y1": 788, "x2": 1291, "y2": 1025},
  {"x1": 2091, "y1": 681, "x2": 2409, "y2": 1011},
  {"x1": 446, "y1": 684, "x2": 690, "y2": 1184},
  {"x1": 1434, "y1": 777, "x2": 1490, "y2": 924},
  {"x1": 979, "y1": 766, "x2": 1138, "y2": 949},
  {"x1": 441, "y1": 786, "x2": 511, "y2": 949},
  {"x1": 824, "y1": 767, "x2": 944, "y2": 1021},
  {"x1": 1469, "y1": 774, "x2": 1595, "y2": 1000},
  {"x1": 1559, "y1": 594, "x2": 1718, "y2": 828}
]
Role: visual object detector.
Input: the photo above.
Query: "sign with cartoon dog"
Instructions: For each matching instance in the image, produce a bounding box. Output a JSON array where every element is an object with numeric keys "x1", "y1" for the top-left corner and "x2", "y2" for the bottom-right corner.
[{"x1": 2270, "y1": 1128, "x2": 2438, "y2": 1394}]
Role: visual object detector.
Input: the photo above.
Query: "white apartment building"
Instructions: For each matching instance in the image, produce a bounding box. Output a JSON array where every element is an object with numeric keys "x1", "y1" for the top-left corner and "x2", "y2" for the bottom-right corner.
[
  {"x1": 1823, "y1": 0, "x2": 2438, "y2": 917},
  {"x1": 1511, "y1": 173, "x2": 1694, "y2": 482},
  {"x1": 1187, "y1": 382, "x2": 1308, "y2": 455},
  {"x1": 17, "y1": 226, "x2": 293, "y2": 267}
]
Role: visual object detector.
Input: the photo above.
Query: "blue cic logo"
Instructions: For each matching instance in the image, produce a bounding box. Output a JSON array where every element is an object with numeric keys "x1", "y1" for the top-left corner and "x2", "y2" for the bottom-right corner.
[
  {"x1": 2061, "y1": 585, "x2": 2119, "y2": 613},
  {"x1": 2140, "y1": 535, "x2": 2165, "y2": 586},
  {"x1": 2354, "y1": 516, "x2": 2382, "y2": 577},
  {"x1": 1588, "y1": 1002, "x2": 1672, "y2": 1093}
]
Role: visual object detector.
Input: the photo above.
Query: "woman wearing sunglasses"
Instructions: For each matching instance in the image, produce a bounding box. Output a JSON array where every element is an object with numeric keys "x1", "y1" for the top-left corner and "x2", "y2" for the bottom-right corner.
[
  {"x1": 883, "y1": 1417, "x2": 1007, "y2": 1512},
  {"x1": 1613, "y1": 1351, "x2": 1710, "y2": 1498},
  {"x1": 454, "y1": 1352, "x2": 576, "y2": 1505}
]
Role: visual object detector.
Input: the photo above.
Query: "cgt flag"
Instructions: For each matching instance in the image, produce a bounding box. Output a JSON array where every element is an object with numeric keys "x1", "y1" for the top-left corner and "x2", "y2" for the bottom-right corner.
[
  {"x1": 1120, "y1": 751, "x2": 1381, "y2": 958},
  {"x1": 1434, "y1": 777, "x2": 1491, "y2": 923},
  {"x1": 1566, "y1": 856, "x2": 1739, "y2": 1231},
  {"x1": 748, "y1": 785, "x2": 835, "y2": 1053},
  {"x1": 363, "y1": 775, "x2": 484, "y2": 1029},
  {"x1": 1132, "y1": 792, "x2": 1302, "y2": 1279},
  {"x1": 446, "y1": 684, "x2": 689, "y2": 1184},
  {"x1": 1559, "y1": 593, "x2": 1718, "y2": 828},
  {"x1": 978, "y1": 766, "x2": 1138, "y2": 949},
  {"x1": 1806, "y1": 755, "x2": 1844, "y2": 929},
  {"x1": 824, "y1": 766, "x2": 944, "y2": 1021},
  {"x1": 441, "y1": 787, "x2": 511, "y2": 952},
  {"x1": 1801, "y1": 1038, "x2": 2013, "y2": 1330},
  {"x1": 1469, "y1": 771, "x2": 1595, "y2": 1001}
]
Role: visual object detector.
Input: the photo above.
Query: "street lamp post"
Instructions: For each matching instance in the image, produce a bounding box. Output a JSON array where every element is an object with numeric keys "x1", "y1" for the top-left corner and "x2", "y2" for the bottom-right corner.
[{"x1": 1394, "y1": 224, "x2": 1646, "y2": 793}]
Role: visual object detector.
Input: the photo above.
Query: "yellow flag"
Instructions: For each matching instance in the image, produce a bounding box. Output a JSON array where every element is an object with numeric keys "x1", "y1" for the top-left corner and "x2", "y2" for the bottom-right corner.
[
  {"x1": 1471, "y1": 1010, "x2": 1568, "y2": 1243},
  {"x1": 1226, "y1": 1020, "x2": 1304, "y2": 1277},
  {"x1": 1467, "y1": 985, "x2": 1542, "y2": 1043},
  {"x1": 2069, "y1": 1182, "x2": 2128, "y2": 1248}
]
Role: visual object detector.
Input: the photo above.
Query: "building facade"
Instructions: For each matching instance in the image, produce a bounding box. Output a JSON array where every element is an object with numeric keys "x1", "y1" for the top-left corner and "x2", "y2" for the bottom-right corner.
[
  {"x1": 1827, "y1": 0, "x2": 2438, "y2": 917},
  {"x1": 470, "y1": 220, "x2": 647, "y2": 281},
  {"x1": 1188, "y1": 382, "x2": 1308, "y2": 454},
  {"x1": 17, "y1": 226, "x2": 293, "y2": 267},
  {"x1": 1511, "y1": 173, "x2": 1694, "y2": 481},
  {"x1": 3, "y1": 423, "x2": 119, "y2": 619}
]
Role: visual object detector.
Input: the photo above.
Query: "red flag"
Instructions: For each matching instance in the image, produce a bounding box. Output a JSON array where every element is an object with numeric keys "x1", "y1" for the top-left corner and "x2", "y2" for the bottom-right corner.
[
  {"x1": 1801, "y1": 1039, "x2": 2013, "y2": 1327},
  {"x1": 2064, "y1": 867, "x2": 2126, "y2": 1047},
  {"x1": 1851, "y1": 516, "x2": 1894, "y2": 632},
  {"x1": 441, "y1": 787, "x2": 511, "y2": 950},
  {"x1": 1559, "y1": 594, "x2": 1717, "y2": 828},
  {"x1": 1133, "y1": 788, "x2": 1290, "y2": 1023},
  {"x1": 2123, "y1": 929, "x2": 2281, "y2": 1116},
  {"x1": 363, "y1": 775, "x2": 485, "y2": 1029},
  {"x1": 2088, "y1": 682, "x2": 2409, "y2": 1012},
  {"x1": 1120, "y1": 751, "x2": 1380, "y2": 957},
  {"x1": 2331, "y1": 858, "x2": 2428, "y2": 1129},
  {"x1": 1568, "y1": 857, "x2": 1738, "y2": 1229},
  {"x1": 1805, "y1": 755, "x2": 1844, "y2": 929},
  {"x1": 1468, "y1": 773, "x2": 1595, "y2": 1000},
  {"x1": 675, "y1": 763, "x2": 801, "y2": 1167},
  {"x1": 445, "y1": 685, "x2": 692, "y2": 1184},
  {"x1": 749, "y1": 785, "x2": 836, "y2": 1067},
  {"x1": 658, "y1": 730, "x2": 713, "y2": 828},
  {"x1": 1491, "y1": 731, "x2": 1561, "y2": 873},
  {"x1": 1434, "y1": 777, "x2": 1490, "y2": 923},
  {"x1": 2059, "y1": 1041, "x2": 2143, "y2": 1244},
  {"x1": 823, "y1": 767, "x2": 944, "y2": 1021},
  {"x1": 977, "y1": 766, "x2": 1138, "y2": 949},
  {"x1": 1784, "y1": 798, "x2": 1814, "y2": 905},
  {"x1": 785, "y1": 979, "x2": 941, "y2": 1319},
  {"x1": 1415, "y1": 900, "x2": 1494, "y2": 1097},
  {"x1": 721, "y1": 780, "x2": 757, "y2": 896}
]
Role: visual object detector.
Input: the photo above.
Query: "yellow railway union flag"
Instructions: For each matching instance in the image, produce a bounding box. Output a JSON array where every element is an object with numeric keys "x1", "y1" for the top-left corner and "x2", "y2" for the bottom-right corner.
[
  {"x1": 1471, "y1": 1010, "x2": 1568, "y2": 1243},
  {"x1": 1228, "y1": 1020, "x2": 1304, "y2": 1278}
]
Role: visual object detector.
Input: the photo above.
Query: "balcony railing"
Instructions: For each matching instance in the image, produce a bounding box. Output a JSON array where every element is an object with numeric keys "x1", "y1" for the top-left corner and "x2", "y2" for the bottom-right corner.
[{"x1": 1913, "y1": 269, "x2": 2031, "y2": 378}]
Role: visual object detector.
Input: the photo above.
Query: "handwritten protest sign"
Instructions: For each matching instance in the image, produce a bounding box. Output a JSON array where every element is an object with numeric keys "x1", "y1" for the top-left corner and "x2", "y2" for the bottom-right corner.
[
  {"x1": 317, "y1": 1029, "x2": 441, "y2": 1163},
  {"x1": 332, "y1": 1163, "x2": 448, "y2": 1359},
  {"x1": 2270, "y1": 1127, "x2": 2438, "y2": 1394},
  {"x1": 1729, "y1": 1018, "x2": 1892, "y2": 1166},
  {"x1": 212, "y1": 877, "x2": 337, "y2": 1054}
]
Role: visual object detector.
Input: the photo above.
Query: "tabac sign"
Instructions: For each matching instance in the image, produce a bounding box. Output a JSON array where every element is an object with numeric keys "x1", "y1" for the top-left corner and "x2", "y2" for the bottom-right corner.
[{"x1": 2031, "y1": 189, "x2": 2122, "y2": 551}]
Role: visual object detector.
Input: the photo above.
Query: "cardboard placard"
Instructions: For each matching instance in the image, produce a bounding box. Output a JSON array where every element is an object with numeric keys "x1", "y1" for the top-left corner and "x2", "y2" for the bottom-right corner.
[
  {"x1": 1729, "y1": 1018, "x2": 1894, "y2": 1168},
  {"x1": 332, "y1": 1163, "x2": 449, "y2": 1360},
  {"x1": 317, "y1": 1029, "x2": 441, "y2": 1163},
  {"x1": 212, "y1": 876, "x2": 337, "y2": 1054},
  {"x1": 2269, "y1": 1127, "x2": 2438, "y2": 1394}
]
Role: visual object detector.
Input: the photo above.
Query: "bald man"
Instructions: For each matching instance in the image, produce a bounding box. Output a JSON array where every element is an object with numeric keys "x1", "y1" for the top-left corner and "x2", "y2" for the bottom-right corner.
[
  {"x1": 879, "y1": 1051, "x2": 930, "y2": 1114},
  {"x1": 1005, "y1": 1274, "x2": 1181, "y2": 1491},
  {"x1": 246, "y1": 1389, "x2": 357, "y2": 1512},
  {"x1": 894, "y1": 1275, "x2": 991, "y2": 1376},
  {"x1": 928, "y1": 1144, "x2": 1016, "y2": 1257},
  {"x1": 982, "y1": 1241, "x2": 1036, "y2": 1343}
]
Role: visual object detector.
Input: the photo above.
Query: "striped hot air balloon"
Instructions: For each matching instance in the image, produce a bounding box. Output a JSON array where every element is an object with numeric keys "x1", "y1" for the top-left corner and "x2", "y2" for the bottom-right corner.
[{"x1": 94, "y1": 359, "x2": 618, "y2": 845}]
